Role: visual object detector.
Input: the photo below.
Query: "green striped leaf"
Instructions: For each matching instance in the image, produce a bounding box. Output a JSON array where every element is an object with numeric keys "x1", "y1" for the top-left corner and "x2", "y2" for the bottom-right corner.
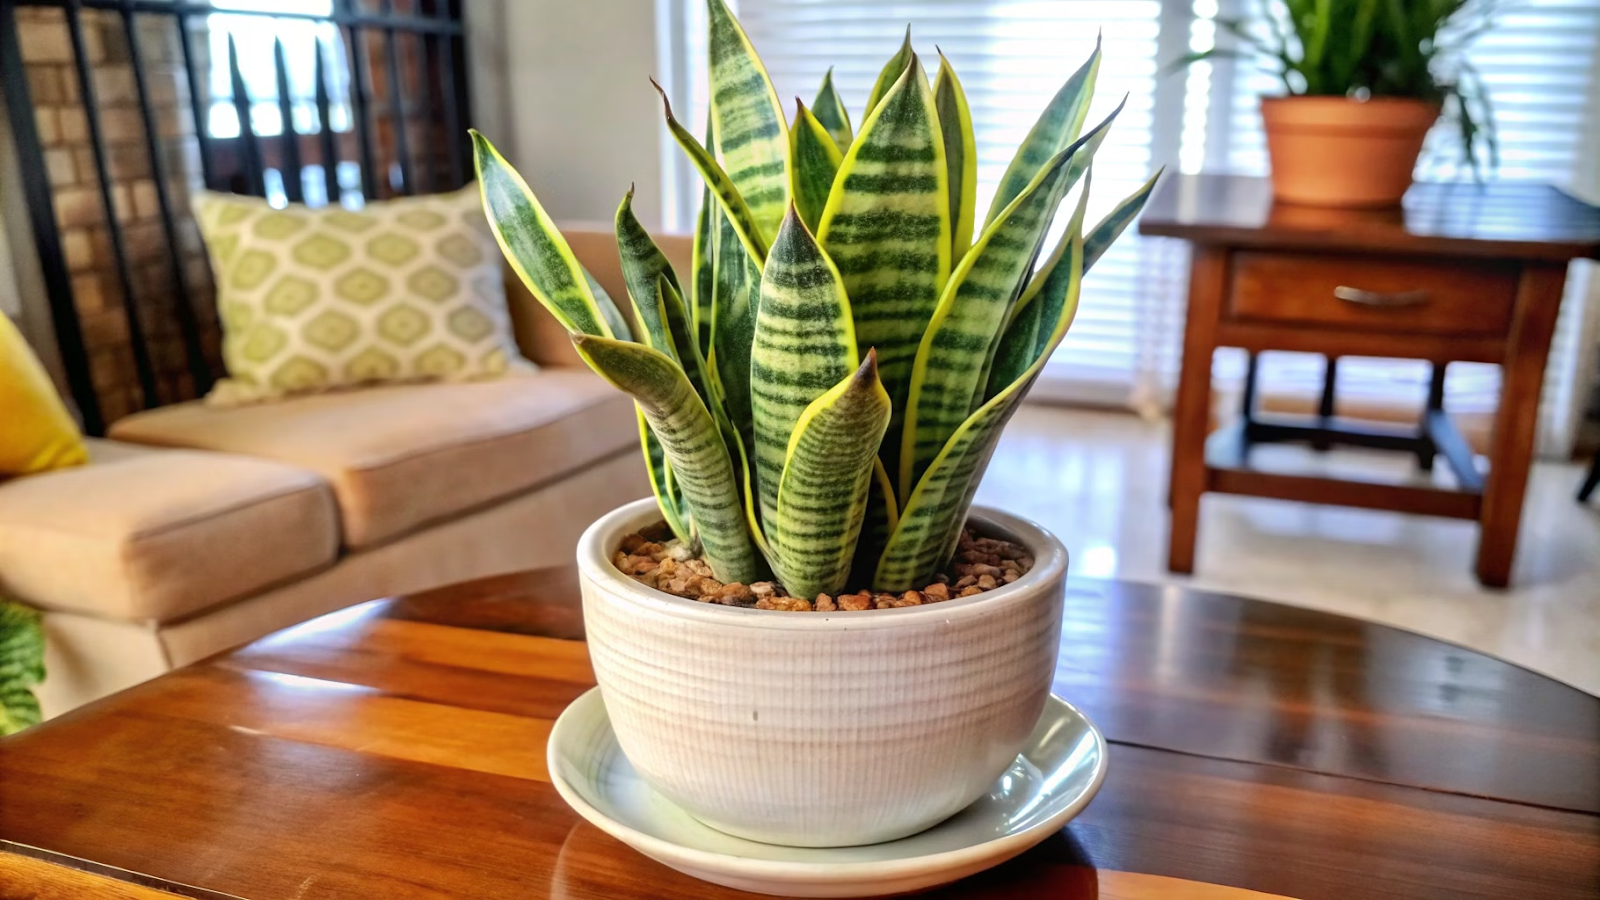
[
  {"x1": 584, "y1": 268, "x2": 635, "y2": 343},
  {"x1": 615, "y1": 192, "x2": 713, "y2": 405},
  {"x1": 615, "y1": 188, "x2": 684, "y2": 354},
  {"x1": 691, "y1": 117, "x2": 717, "y2": 351},
  {"x1": 705, "y1": 0, "x2": 790, "y2": 241},
  {"x1": 848, "y1": 456, "x2": 900, "y2": 589},
  {"x1": 997, "y1": 167, "x2": 1160, "y2": 388},
  {"x1": 692, "y1": 206, "x2": 715, "y2": 352},
  {"x1": 752, "y1": 205, "x2": 858, "y2": 534},
  {"x1": 933, "y1": 51, "x2": 977, "y2": 257},
  {"x1": 987, "y1": 167, "x2": 1110, "y2": 400},
  {"x1": 655, "y1": 81, "x2": 768, "y2": 265},
  {"x1": 813, "y1": 67, "x2": 854, "y2": 151},
  {"x1": 898, "y1": 142, "x2": 1081, "y2": 500},
  {"x1": 984, "y1": 37, "x2": 1101, "y2": 229},
  {"x1": 789, "y1": 100, "x2": 844, "y2": 234},
  {"x1": 707, "y1": 204, "x2": 761, "y2": 466},
  {"x1": 865, "y1": 26, "x2": 913, "y2": 118},
  {"x1": 0, "y1": 599, "x2": 45, "y2": 736},
  {"x1": 573, "y1": 334, "x2": 761, "y2": 584},
  {"x1": 986, "y1": 288, "x2": 1045, "y2": 401},
  {"x1": 816, "y1": 51, "x2": 951, "y2": 504},
  {"x1": 639, "y1": 409, "x2": 694, "y2": 545},
  {"x1": 875, "y1": 206, "x2": 1088, "y2": 592},
  {"x1": 772, "y1": 352, "x2": 892, "y2": 599},
  {"x1": 472, "y1": 130, "x2": 615, "y2": 338}
]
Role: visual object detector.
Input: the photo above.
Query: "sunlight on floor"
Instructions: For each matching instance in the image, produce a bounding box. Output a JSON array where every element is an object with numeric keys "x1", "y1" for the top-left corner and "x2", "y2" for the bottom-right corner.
[{"x1": 979, "y1": 405, "x2": 1600, "y2": 696}]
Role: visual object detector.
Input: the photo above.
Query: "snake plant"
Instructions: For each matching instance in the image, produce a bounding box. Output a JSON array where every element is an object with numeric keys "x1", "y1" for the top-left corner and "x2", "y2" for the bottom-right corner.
[{"x1": 475, "y1": 2, "x2": 1158, "y2": 596}]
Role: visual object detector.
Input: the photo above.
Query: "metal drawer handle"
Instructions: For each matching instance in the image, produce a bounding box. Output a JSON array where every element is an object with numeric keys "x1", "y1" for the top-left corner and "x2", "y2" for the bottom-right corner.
[{"x1": 1334, "y1": 286, "x2": 1430, "y2": 308}]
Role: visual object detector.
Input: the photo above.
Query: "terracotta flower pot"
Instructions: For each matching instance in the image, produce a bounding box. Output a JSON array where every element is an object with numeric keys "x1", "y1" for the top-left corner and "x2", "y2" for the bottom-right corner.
[
  {"x1": 1261, "y1": 96, "x2": 1440, "y2": 208},
  {"x1": 575, "y1": 498, "x2": 1070, "y2": 848}
]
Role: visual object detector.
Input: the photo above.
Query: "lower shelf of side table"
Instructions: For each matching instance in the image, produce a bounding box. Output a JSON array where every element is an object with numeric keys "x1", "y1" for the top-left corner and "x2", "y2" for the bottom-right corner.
[{"x1": 1202, "y1": 416, "x2": 1485, "y2": 521}]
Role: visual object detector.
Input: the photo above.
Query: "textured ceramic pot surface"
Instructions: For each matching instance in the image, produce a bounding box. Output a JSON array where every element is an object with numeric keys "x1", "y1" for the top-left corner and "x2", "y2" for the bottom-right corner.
[
  {"x1": 576, "y1": 498, "x2": 1068, "y2": 848},
  {"x1": 1262, "y1": 96, "x2": 1439, "y2": 208}
]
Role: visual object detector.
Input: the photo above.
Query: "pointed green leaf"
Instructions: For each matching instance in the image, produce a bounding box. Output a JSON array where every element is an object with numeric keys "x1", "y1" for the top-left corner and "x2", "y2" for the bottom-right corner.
[
  {"x1": 658, "y1": 276, "x2": 713, "y2": 407},
  {"x1": 691, "y1": 116, "x2": 717, "y2": 351},
  {"x1": 655, "y1": 81, "x2": 768, "y2": 265},
  {"x1": 817, "y1": 52, "x2": 951, "y2": 503},
  {"x1": 1079, "y1": 169, "x2": 1162, "y2": 291},
  {"x1": 615, "y1": 193, "x2": 713, "y2": 406},
  {"x1": 933, "y1": 51, "x2": 977, "y2": 256},
  {"x1": 752, "y1": 206, "x2": 858, "y2": 534},
  {"x1": 790, "y1": 99, "x2": 844, "y2": 234},
  {"x1": 988, "y1": 167, "x2": 1113, "y2": 398},
  {"x1": 875, "y1": 213, "x2": 1088, "y2": 592},
  {"x1": 572, "y1": 334, "x2": 760, "y2": 584},
  {"x1": 985, "y1": 37, "x2": 1101, "y2": 228},
  {"x1": 772, "y1": 353, "x2": 892, "y2": 599},
  {"x1": 986, "y1": 289, "x2": 1045, "y2": 400},
  {"x1": 898, "y1": 142, "x2": 1082, "y2": 499},
  {"x1": 998, "y1": 166, "x2": 1164, "y2": 379},
  {"x1": 692, "y1": 216, "x2": 715, "y2": 351},
  {"x1": 707, "y1": 205, "x2": 761, "y2": 466},
  {"x1": 583, "y1": 268, "x2": 635, "y2": 342},
  {"x1": 472, "y1": 130, "x2": 614, "y2": 338},
  {"x1": 865, "y1": 26, "x2": 913, "y2": 118},
  {"x1": 639, "y1": 409, "x2": 694, "y2": 545},
  {"x1": 813, "y1": 67, "x2": 854, "y2": 151},
  {"x1": 615, "y1": 188, "x2": 684, "y2": 354},
  {"x1": 705, "y1": 0, "x2": 790, "y2": 240},
  {"x1": 848, "y1": 456, "x2": 899, "y2": 589}
]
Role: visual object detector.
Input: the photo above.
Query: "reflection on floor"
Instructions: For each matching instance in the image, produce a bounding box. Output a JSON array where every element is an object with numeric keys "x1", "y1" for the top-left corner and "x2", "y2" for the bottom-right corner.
[{"x1": 978, "y1": 405, "x2": 1600, "y2": 696}]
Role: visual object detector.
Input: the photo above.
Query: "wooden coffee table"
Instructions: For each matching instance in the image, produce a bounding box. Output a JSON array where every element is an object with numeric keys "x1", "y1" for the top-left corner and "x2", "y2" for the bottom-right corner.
[{"x1": 2, "y1": 569, "x2": 1596, "y2": 899}]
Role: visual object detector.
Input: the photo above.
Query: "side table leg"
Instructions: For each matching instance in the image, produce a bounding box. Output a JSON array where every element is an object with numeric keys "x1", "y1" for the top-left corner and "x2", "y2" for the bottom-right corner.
[
  {"x1": 1476, "y1": 264, "x2": 1565, "y2": 588},
  {"x1": 1168, "y1": 247, "x2": 1227, "y2": 575}
]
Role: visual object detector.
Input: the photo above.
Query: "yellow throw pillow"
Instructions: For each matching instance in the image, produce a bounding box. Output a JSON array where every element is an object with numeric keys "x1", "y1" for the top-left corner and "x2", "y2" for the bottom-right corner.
[
  {"x1": 194, "y1": 186, "x2": 532, "y2": 405},
  {"x1": 0, "y1": 314, "x2": 88, "y2": 476}
]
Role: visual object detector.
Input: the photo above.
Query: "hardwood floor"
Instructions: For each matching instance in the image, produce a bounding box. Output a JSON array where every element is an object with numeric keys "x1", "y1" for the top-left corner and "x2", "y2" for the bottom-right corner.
[{"x1": 979, "y1": 405, "x2": 1600, "y2": 695}]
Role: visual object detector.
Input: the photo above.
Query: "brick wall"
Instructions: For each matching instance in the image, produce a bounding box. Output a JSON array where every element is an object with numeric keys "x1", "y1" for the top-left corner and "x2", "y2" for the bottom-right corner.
[
  {"x1": 16, "y1": 6, "x2": 219, "y2": 424},
  {"x1": 11, "y1": 2, "x2": 460, "y2": 426}
]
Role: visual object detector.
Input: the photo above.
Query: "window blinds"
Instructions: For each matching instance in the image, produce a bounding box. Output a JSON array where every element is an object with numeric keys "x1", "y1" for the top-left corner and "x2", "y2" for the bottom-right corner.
[{"x1": 667, "y1": 0, "x2": 1600, "y2": 452}]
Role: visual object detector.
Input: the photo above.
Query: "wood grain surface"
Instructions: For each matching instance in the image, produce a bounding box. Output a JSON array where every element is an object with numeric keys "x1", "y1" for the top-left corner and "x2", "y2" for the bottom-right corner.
[
  {"x1": 2, "y1": 571, "x2": 1596, "y2": 900},
  {"x1": 1138, "y1": 174, "x2": 1600, "y2": 261}
]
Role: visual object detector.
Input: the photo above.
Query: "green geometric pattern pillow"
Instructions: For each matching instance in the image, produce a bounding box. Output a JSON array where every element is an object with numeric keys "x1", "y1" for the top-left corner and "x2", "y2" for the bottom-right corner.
[{"x1": 194, "y1": 185, "x2": 531, "y2": 405}]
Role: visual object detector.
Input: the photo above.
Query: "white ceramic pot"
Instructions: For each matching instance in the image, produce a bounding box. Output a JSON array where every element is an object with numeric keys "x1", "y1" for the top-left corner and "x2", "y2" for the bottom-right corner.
[{"x1": 576, "y1": 498, "x2": 1069, "y2": 848}]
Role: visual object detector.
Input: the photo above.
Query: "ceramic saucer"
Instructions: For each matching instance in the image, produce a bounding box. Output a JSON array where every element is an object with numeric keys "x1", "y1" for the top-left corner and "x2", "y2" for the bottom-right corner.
[{"x1": 547, "y1": 687, "x2": 1108, "y2": 898}]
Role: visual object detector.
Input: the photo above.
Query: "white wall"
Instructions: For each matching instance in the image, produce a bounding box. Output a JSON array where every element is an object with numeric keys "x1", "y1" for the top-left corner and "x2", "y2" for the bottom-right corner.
[
  {"x1": 485, "y1": 0, "x2": 669, "y2": 232},
  {"x1": 0, "y1": 84, "x2": 65, "y2": 386}
]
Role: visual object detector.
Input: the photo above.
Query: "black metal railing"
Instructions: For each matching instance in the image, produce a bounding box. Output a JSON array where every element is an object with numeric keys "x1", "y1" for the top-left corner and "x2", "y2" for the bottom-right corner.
[{"x1": 1, "y1": 0, "x2": 470, "y2": 433}]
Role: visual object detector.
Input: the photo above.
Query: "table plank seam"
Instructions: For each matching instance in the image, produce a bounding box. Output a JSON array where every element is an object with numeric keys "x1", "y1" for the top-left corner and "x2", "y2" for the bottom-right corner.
[{"x1": 1103, "y1": 737, "x2": 1600, "y2": 818}]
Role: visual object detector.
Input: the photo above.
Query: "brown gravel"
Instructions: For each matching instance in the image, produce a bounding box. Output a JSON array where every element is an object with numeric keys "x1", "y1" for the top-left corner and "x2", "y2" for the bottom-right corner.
[{"x1": 613, "y1": 526, "x2": 1034, "y2": 611}]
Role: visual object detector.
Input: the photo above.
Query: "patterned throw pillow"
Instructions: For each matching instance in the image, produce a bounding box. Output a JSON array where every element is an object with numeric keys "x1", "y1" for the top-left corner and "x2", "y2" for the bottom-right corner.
[{"x1": 194, "y1": 186, "x2": 530, "y2": 404}]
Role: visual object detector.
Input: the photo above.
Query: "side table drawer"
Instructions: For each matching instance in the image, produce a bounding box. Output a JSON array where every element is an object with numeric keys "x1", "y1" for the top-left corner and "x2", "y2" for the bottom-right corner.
[{"x1": 1228, "y1": 251, "x2": 1518, "y2": 337}]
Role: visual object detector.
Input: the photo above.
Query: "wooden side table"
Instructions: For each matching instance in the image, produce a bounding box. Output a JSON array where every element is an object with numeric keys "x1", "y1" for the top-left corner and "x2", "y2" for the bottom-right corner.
[{"x1": 1140, "y1": 174, "x2": 1600, "y2": 588}]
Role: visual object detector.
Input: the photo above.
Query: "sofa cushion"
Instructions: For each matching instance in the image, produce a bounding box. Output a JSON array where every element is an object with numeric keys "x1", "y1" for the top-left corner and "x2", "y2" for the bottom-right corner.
[
  {"x1": 109, "y1": 369, "x2": 636, "y2": 549},
  {"x1": 0, "y1": 440, "x2": 339, "y2": 624}
]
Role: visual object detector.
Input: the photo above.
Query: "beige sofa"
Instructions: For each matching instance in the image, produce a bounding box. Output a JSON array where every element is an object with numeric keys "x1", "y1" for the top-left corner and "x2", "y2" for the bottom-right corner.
[{"x1": 0, "y1": 229, "x2": 676, "y2": 716}]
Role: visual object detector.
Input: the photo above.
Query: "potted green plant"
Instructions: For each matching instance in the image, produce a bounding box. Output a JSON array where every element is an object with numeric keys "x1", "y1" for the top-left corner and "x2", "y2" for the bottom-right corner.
[
  {"x1": 1179, "y1": 0, "x2": 1496, "y2": 207},
  {"x1": 1, "y1": 598, "x2": 46, "y2": 736},
  {"x1": 475, "y1": 2, "x2": 1156, "y2": 848}
]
